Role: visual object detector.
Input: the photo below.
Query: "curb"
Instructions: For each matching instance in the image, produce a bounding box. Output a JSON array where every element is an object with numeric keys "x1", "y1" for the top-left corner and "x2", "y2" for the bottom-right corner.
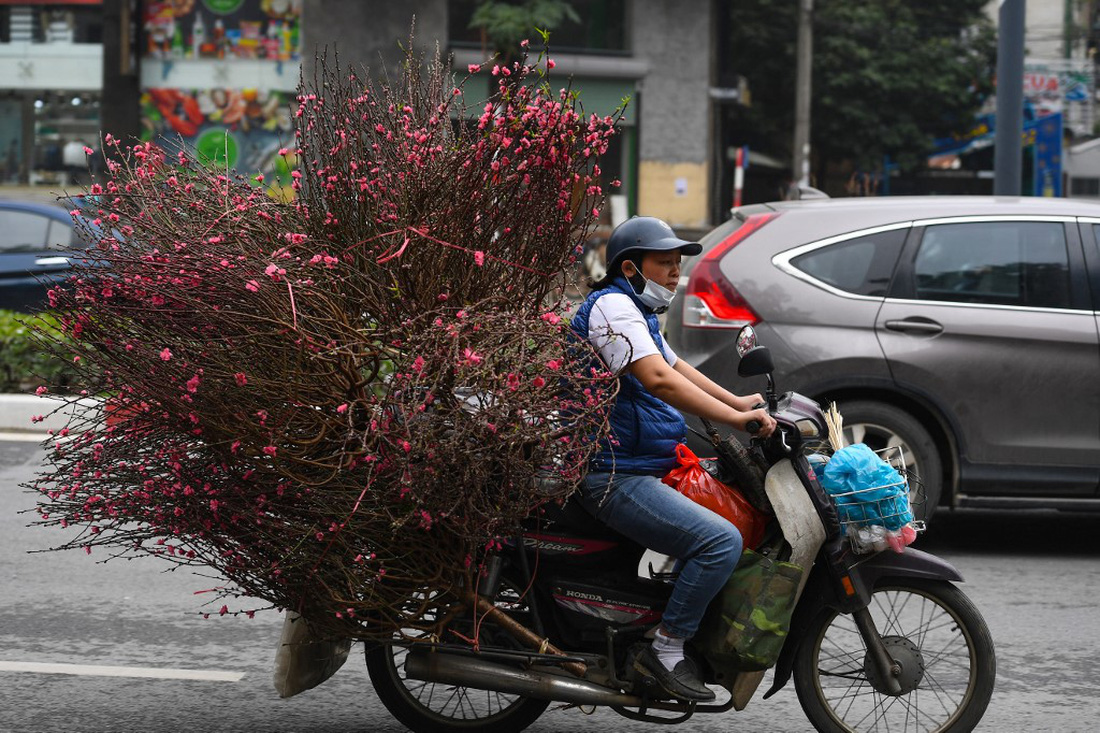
[{"x1": 0, "y1": 393, "x2": 102, "y2": 434}]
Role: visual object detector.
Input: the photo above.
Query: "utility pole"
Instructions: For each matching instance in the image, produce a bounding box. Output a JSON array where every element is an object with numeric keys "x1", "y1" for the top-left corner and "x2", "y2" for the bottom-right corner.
[
  {"x1": 994, "y1": 0, "x2": 1026, "y2": 196},
  {"x1": 101, "y1": 0, "x2": 142, "y2": 153},
  {"x1": 1064, "y1": 0, "x2": 1074, "y2": 59},
  {"x1": 792, "y1": 0, "x2": 813, "y2": 189}
]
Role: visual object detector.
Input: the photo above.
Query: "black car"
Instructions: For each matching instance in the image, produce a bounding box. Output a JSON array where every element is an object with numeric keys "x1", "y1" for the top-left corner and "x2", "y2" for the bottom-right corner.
[{"x1": 0, "y1": 199, "x2": 93, "y2": 312}]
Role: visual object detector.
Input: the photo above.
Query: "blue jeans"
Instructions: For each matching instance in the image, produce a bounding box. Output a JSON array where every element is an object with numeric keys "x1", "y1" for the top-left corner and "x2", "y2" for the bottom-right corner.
[{"x1": 579, "y1": 472, "x2": 743, "y2": 638}]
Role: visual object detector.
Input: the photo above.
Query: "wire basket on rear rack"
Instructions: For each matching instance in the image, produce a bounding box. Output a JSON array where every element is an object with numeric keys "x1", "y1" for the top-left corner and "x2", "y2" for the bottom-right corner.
[{"x1": 825, "y1": 445, "x2": 926, "y2": 554}]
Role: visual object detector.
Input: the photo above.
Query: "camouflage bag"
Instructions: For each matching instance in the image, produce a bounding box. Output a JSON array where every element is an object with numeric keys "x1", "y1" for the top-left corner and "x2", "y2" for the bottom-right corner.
[{"x1": 696, "y1": 545, "x2": 803, "y2": 673}]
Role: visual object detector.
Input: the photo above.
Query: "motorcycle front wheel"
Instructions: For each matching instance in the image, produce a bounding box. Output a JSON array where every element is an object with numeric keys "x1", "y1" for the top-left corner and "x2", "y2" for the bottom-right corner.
[
  {"x1": 364, "y1": 578, "x2": 550, "y2": 733},
  {"x1": 793, "y1": 578, "x2": 995, "y2": 733}
]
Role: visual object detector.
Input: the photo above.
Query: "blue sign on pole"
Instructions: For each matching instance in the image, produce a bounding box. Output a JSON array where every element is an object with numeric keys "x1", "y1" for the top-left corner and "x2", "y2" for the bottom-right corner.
[
  {"x1": 931, "y1": 111, "x2": 1063, "y2": 196},
  {"x1": 1032, "y1": 113, "x2": 1063, "y2": 197}
]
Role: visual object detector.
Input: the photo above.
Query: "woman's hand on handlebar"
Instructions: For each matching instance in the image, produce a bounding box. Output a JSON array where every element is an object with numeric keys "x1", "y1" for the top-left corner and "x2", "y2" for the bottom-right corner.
[{"x1": 737, "y1": 408, "x2": 776, "y2": 437}]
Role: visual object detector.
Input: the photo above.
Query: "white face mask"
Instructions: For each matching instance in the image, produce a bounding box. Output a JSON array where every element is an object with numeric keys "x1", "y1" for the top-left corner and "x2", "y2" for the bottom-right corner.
[{"x1": 628, "y1": 273, "x2": 677, "y2": 313}]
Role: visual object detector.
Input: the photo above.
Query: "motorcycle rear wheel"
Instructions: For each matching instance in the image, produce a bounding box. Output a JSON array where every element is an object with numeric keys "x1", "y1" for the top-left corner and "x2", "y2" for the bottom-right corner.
[
  {"x1": 793, "y1": 578, "x2": 995, "y2": 733},
  {"x1": 364, "y1": 578, "x2": 550, "y2": 733}
]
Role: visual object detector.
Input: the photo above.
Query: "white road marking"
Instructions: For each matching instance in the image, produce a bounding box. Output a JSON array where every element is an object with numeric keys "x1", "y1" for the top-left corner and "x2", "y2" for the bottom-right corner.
[
  {"x1": 0, "y1": 661, "x2": 245, "y2": 682},
  {"x1": 0, "y1": 432, "x2": 46, "y2": 443}
]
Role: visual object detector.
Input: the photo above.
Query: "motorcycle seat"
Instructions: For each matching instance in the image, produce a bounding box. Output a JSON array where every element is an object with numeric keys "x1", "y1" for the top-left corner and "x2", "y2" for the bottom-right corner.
[{"x1": 533, "y1": 492, "x2": 633, "y2": 544}]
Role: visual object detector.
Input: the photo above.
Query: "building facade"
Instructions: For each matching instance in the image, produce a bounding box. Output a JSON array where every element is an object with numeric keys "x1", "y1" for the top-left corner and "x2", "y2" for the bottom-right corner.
[
  {"x1": 282, "y1": 0, "x2": 718, "y2": 229},
  {"x1": 0, "y1": 1, "x2": 721, "y2": 228}
]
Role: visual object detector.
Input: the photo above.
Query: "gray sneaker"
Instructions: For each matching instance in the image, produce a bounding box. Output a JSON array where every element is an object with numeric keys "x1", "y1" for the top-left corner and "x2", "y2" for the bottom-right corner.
[{"x1": 634, "y1": 644, "x2": 716, "y2": 702}]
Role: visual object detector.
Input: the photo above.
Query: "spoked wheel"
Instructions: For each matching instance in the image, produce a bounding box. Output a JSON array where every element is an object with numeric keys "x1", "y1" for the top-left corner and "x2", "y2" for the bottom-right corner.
[
  {"x1": 794, "y1": 579, "x2": 995, "y2": 733},
  {"x1": 364, "y1": 578, "x2": 550, "y2": 733}
]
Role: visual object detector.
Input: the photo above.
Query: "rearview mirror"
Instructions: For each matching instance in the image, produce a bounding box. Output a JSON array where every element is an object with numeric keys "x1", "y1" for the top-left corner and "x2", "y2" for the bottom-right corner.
[
  {"x1": 736, "y1": 326, "x2": 774, "y2": 377},
  {"x1": 737, "y1": 346, "x2": 774, "y2": 378},
  {"x1": 736, "y1": 325, "x2": 758, "y2": 357}
]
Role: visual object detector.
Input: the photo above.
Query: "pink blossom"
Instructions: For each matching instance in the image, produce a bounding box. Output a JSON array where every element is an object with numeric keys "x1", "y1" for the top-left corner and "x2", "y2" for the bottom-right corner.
[
  {"x1": 546, "y1": 359, "x2": 562, "y2": 370},
  {"x1": 185, "y1": 374, "x2": 201, "y2": 393},
  {"x1": 263, "y1": 446, "x2": 277, "y2": 456},
  {"x1": 336, "y1": 403, "x2": 348, "y2": 414},
  {"x1": 159, "y1": 348, "x2": 172, "y2": 361},
  {"x1": 35, "y1": 386, "x2": 48, "y2": 395},
  {"x1": 532, "y1": 376, "x2": 546, "y2": 388},
  {"x1": 473, "y1": 251, "x2": 485, "y2": 266},
  {"x1": 540, "y1": 312, "x2": 561, "y2": 325},
  {"x1": 83, "y1": 146, "x2": 94, "y2": 155},
  {"x1": 467, "y1": 63, "x2": 480, "y2": 73},
  {"x1": 412, "y1": 355, "x2": 425, "y2": 373},
  {"x1": 219, "y1": 605, "x2": 229, "y2": 616},
  {"x1": 462, "y1": 348, "x2": 482, "y2": 365},
  {"x1": 547, "y1": 59, "x2": 556, "y2": 69},
  {"x1": 245, "y1": 280, "x2": 260, "y2": 292},
  {"x1": 234, "y1": 372, "x2": 247, "y2": 386}
]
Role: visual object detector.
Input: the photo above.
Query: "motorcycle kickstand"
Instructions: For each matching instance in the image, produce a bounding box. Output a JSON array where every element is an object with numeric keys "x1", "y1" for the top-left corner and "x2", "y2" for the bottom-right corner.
[{"x1": 852, "y1": 607, "x2": 903, "y2": 696}]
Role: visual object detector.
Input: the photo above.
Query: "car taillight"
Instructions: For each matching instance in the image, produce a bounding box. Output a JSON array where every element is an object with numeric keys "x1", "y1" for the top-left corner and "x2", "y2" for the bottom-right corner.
[{"x1": 682, "y1": 212, "x2": 778, "y2": 329}]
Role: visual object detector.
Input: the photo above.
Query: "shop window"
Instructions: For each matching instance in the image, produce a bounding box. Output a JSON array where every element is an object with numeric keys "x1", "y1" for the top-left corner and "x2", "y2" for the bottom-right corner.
[
  {"x1": 1070, "y1": 176, "x2": 1100, "y2": 197},
  {"x1": 449, "y1": 0, "x2": 628, "y2": 54},
  {"x1": 0, "y1": 5, "x2": 103, "y2": 44}
]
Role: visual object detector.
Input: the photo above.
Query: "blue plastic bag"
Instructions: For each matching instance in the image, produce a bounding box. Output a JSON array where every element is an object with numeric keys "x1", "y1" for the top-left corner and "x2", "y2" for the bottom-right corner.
[{"x1": 820, "y1": 444, "x2": 913, "y2": 530}]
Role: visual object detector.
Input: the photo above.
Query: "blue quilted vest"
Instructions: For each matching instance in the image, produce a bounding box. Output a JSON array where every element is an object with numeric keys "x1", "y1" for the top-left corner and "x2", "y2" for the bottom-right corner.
[{"x1": 570, "y1": 277, "x2": 686, "y2": 475}]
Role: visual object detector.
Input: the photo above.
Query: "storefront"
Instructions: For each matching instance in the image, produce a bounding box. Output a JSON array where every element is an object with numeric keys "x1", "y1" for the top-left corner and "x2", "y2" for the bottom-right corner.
[{"x1": 0, "y1": 0, "x2": 104, "y2": 185}]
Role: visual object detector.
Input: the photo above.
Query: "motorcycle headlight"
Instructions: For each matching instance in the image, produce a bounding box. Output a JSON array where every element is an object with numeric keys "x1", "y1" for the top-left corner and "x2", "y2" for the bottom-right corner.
[{"x1": 796, "y1": 419, "x2": 821, "y2": 438}]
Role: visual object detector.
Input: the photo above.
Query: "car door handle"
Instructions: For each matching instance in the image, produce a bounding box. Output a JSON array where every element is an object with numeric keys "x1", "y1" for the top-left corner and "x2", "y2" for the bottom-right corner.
[
  {"x1": 34, "y1": 256, "x2": 69, "y2": 267},
  {"x1": 884, "y1": 318, "x2": 944, "y2": 334}
]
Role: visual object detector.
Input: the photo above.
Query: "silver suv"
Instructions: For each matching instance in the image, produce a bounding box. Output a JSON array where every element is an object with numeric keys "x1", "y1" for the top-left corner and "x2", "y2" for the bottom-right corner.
[{"x1": 666, "y1": 196, "x2": 1100, "y2": 518}]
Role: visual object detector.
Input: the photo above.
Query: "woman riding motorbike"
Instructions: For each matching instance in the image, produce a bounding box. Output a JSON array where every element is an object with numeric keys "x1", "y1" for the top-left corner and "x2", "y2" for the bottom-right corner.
[{"x1": 569, "y1": 216, "x2": 776, "y2": 702}]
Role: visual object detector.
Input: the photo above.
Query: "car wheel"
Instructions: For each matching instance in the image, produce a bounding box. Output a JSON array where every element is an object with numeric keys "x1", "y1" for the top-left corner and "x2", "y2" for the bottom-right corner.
[{"x1": 834, "y1": 400, "x2": 942, "y2": 523}]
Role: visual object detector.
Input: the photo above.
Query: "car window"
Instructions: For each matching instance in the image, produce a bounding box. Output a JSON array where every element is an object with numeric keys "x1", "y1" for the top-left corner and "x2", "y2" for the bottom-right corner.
[
  {"x1": 913, "y1": 221, "x2": 1071, "y2": 309},
  {"x1": 46, "y1": 218, "x2": 80, "y2": 250},
  {"x1": 790, "y1": 228, "x2": 906, "y2": 297},
  {"x1": 0, "y1": 209, "x2": 50, "y2": 252}
]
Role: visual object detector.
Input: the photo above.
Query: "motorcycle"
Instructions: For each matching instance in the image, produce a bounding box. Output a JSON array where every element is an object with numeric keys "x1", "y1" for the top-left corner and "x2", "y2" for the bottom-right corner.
[{"x1": 363, "y1": 326, "x2": 997, "y2": 733}]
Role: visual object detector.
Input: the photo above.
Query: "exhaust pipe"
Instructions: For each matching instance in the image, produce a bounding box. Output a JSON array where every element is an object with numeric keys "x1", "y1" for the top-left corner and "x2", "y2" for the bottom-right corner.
[{"x1": 405, "y1": 650, "x2": 651, "y2": 708}]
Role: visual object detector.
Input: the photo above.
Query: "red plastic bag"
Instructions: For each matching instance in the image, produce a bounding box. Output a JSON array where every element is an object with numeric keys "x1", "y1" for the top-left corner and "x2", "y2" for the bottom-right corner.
[{"x1": 662, "y1": 444, "x2": 769, "y2": 550}]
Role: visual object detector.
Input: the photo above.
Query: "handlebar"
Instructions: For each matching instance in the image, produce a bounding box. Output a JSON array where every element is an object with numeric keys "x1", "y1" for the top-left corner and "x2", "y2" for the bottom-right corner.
[{"x1": 745, "y1": 400, "x2": 768, "y2": 434}]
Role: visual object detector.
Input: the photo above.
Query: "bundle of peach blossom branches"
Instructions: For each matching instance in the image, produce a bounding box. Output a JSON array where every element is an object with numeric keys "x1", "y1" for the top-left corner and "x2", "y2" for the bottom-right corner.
[{"x1": 29, "y1": 45, "x2": 620, "y2": 640}]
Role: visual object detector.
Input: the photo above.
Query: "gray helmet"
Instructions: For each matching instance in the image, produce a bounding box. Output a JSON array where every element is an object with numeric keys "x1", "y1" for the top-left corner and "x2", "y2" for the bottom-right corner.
[{"x1": 605, "y1": 216, "x2": 701, "y2": 271}]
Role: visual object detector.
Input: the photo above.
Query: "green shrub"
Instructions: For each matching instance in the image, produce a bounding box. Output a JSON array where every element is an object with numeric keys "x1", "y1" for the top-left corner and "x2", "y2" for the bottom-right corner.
[{"x1": 0, "y1": 309, "x2": 80, "y2": 393}]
